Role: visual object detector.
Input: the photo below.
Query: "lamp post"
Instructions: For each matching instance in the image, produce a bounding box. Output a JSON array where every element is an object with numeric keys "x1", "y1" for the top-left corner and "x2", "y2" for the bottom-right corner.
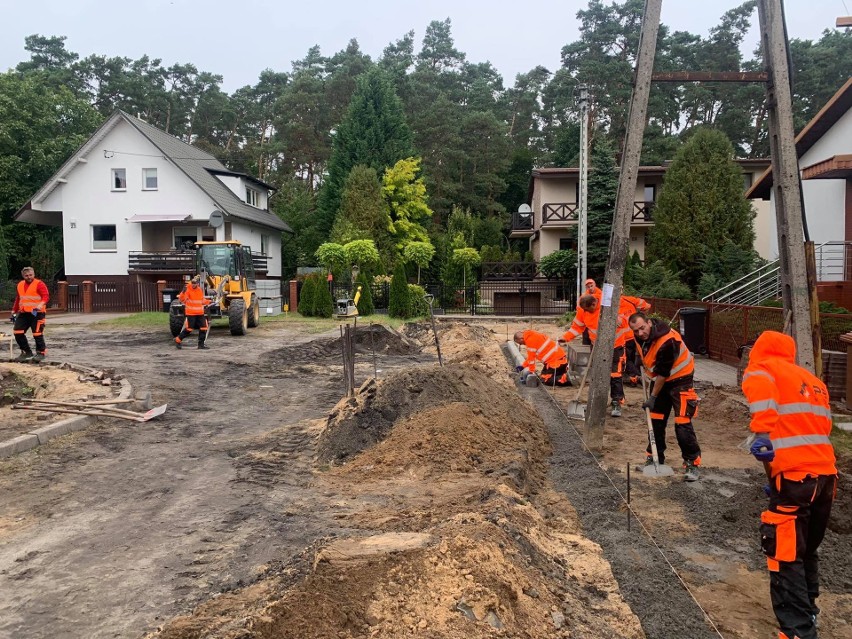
[{"x1": 576, "y1": 84, "x2": 590, "y2": 302}]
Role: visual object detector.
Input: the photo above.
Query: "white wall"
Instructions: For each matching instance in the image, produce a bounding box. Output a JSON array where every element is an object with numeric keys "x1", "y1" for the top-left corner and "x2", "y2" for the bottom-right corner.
[
  {"x1": 43, "y1": 120, "x2": 220, "y2": 275},
  {"x1": 229, "y1": 223, "x2": 282, "y2": 278},
  {"x1": 766, "y1": 108, "x2": 852, "y2": 262}
]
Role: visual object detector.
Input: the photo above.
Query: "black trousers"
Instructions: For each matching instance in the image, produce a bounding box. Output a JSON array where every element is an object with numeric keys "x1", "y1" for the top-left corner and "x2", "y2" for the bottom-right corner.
[
  {"x1": 14, "y1": 311, "x2": 46, "y2": 354},
  {"x1": 610, "y1": 346, "x2": 625, "y2": 402},
  {"x1": 763, "y1": 473, "x2": 837, "y2": 639},
  {"x1": 540, "y1": 361, "x2": 571, "y2": 387},
  {"x1": 177, "y1": 315, "x2": 208, "y2": 344},
  {"x1": 646, "y1": 377, "x2": 701, "y2": 464},
  {"x1": 624, "y1": 339, "x2": 640, "y2": 379}
]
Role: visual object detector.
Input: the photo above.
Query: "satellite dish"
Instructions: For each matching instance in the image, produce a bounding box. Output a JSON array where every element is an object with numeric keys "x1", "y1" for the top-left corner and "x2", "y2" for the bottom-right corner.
[
  {"x1": 517, "y1": 203, "x2": 532, "y2": 213},
  {"x1": 209, "y1": 210, "x2": 224, "y2": 228}
]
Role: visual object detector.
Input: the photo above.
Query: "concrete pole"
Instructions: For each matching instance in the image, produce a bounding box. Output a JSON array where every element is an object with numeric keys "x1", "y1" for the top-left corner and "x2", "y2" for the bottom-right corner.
[
  {"x1": 578, "y1": 84, "x2": 590, "y2": 292},
  {"x1": 757, "y1": 0, "x2": 816, "y2": 373},
  {"x1": 584, "y1": 0, "x2": 662, "y2": 451}
]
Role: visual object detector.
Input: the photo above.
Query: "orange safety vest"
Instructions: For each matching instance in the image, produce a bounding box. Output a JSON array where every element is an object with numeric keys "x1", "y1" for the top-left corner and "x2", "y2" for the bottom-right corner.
[
  {"x1": 17, "y1": 279, "x2": 47, "y2": 312},
  {"x1": 640, "y1": 327, "x2": 694, "y2": 383},
  {"x1": 179, "y1": 284, "x2": 209, "y2": 316},
  {"x1": 742, "y1": 331, "x2": 836, "y2": 478},
  {"x1": 522, "y1": 330, "x2": 566, "y2": 372},
  {"x1": 563, "y1": 306, "x2": 631, "y2": 347}
]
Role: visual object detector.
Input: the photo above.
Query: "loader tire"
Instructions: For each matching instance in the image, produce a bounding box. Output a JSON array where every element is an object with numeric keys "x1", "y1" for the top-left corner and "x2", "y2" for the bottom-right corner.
[
  {"x1": 169, "y1": 313, "x2": 185, "y2": 337},
  {"x1": 247, "y1": 294, "x2": 260, "y2": 328},
  {"x1": 229, "y1": 299, "x2": 247, "y2": 335}
]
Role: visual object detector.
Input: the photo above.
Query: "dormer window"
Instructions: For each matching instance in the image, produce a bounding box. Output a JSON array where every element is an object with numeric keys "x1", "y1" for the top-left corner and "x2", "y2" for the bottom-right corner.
[
  {"x1": 246, "y1": 187, "x2": 259, "y2": 207},
  {"x1": 111, "y1": 169, "x2": 127, "y2": 191}
]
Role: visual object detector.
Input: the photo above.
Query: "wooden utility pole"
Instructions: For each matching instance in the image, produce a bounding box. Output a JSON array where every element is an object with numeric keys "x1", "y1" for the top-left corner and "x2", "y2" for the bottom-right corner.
[
  {"x1": 584, "y1": 0, "x2": 662, "y2": 450},
  {"x1": 757, "y1": 0, "x2": 818, "y2": 373}
]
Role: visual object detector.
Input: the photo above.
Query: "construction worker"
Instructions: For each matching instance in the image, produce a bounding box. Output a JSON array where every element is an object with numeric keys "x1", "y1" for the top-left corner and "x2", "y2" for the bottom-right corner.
[
  {"x1": 561, "y1": 294, "x2": 631, "y2": 416},
  {"x1": 175, "y1": 276, "x2": 211, "y2": 350},
  {"x1": 741, "y1": 331, "x2": 836, "y2": 639},
  {"x1": 10, "y1": 266, "x2": 49, "y2": 363},
  {"x1": 620, "y1": 292, "x2": 651, "y2": 386},
  {"x1": 513, "y1": 330, "x2": 571, "y2": 387},
  {"x1": 628, "y1": 311, "x2": 701, "y2": 481},
  {"x1": 580, "y1": 279, "x2": 602, "y2": 345}
]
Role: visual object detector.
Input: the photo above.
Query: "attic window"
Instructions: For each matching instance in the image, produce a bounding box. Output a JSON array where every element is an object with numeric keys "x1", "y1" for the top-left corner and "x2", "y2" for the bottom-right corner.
[
  {"x1": 143, "y1": 168, "x2": 158, "y2": 190},
  {"x1": 111, "y1": 168, "x2": 127, "y2": 191},
  {"x1": 246, "y1": 187, "x2": 259, "y2": 207}
]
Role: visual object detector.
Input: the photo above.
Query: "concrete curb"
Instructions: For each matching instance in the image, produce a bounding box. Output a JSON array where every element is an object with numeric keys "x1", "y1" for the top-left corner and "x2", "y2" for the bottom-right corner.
[{"x1": 0, "y1": 365, "x2": 133, "y2": 460}]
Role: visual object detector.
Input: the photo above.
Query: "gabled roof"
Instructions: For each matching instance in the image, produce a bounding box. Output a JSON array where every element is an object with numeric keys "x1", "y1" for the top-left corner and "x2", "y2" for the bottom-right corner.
[
  {"x1": 746, "y1": 77, "x2": 852, "y2": 200},
  {"x1": 16, "y1": 110, "x2": 291, "y2": 233}
]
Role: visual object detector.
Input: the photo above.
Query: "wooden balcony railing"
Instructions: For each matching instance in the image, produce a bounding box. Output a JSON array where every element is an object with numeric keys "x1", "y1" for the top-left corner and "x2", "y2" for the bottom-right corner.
[
  {"x1": 511, "y1": 211, "x2": 534, "y2": 231},
  {"x1": 128, "y1": 251, "x2": 270, "y2": 273},
  {"x1": 542, "y1": 203, "x2": 578, "y2": 224},
  {"x1": 632, "y1": 201, "x2": 655, "y2": 222}
]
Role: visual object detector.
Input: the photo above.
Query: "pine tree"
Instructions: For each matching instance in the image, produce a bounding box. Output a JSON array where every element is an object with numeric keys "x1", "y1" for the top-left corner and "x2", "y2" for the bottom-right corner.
[
  {"x1": 331, "y1": 165, "x2": 395, "y2": 267},
  {"x1": 298, "y1": 275, "x2": 316, "y2": 317},
  {"x1": 317, "y1": 67, "x2": 413, "y2": 238},
  {"x1": 586, "y1": 137, "x2": 619, "y2": 281},
  {"x1": 312, "y1": 274, "x2": 335, "y2": 318},
  {"x1": 646, "y1": 128, "x2": 755, "y2": 290},
  {"x1": 388, "y1": 262, "x2": 410, "y2": 319}
]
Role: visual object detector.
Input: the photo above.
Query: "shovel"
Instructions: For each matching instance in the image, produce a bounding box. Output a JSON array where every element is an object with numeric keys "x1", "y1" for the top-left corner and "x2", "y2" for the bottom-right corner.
[
  {"x1": 640, "y1": 372, "x2": 674, "y2": 477},
  {"x1": 14, "y1": 401, "x2": 167, "y2": 422},
  {"x1": 566, "y1": 364, "x2": 590, "y2": 420}
]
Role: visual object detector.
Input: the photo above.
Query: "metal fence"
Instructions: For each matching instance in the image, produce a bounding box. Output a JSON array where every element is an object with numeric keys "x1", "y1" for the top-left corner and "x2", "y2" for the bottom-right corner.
[
  {"x1": 647, "y1": 297, "x2": 852, "y2": 365},
  {"x1": 0, "y1": 280, "x2": 62, "y2": 312}
]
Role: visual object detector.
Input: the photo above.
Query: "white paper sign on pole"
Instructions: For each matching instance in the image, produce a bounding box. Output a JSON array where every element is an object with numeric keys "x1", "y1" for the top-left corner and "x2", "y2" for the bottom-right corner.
[{"x1": 601, "y1": 283, "x2": 614, "y2": 307}]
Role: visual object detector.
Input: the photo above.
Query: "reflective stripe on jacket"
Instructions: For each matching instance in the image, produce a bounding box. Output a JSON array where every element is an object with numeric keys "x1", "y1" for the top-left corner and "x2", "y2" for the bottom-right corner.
[
  {"x1": 17, "y1": 279, "x2": 48, "y2": 312},
  {"x1": 640, "y1": 327, "x2": 694, "y2": 383},
  {"x1": 522, "y1": 330, "x2": 566, "y2": 372},
  {"x1": 179, "y1": 285, "x2": 210, "y2": 316},
  {"x1": 742, "y1": 331, "x2": 836, "y2": 477}
]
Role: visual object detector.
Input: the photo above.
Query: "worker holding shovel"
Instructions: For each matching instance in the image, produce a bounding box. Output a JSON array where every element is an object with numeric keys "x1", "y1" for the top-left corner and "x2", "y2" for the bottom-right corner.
[
  {"x1": 628, "y1": 311, "x2": 701, "y2": 481},
  {"x1": 174, "y1": 276, "x2": 211, "y2": 350}
]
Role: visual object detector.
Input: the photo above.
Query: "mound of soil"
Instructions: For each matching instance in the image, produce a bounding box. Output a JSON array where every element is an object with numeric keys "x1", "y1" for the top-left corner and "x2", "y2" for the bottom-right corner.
[
  {"x1": 404, "y1": 322, "x2": 511, "y2": 382},
  {"x1": 266, "y1": 324, "x2": 421, "y2": 366},
  {"x1": 0, "y1": 367, "x2": 33, "y2": 406},
  {"x1": 316, "y1": 364, "x2": 527, "y2": 465}
]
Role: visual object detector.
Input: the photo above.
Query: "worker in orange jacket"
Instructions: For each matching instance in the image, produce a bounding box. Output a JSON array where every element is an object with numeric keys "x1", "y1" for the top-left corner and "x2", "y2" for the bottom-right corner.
[
  {"x1": 10, "y1": 266, "x2": 50, "y2": 363},
  {"x1": 579, "y1": 279, "x2": 603, "y2": 345},
  {"x1": 175, "y1": 276, "x2": 212, "y2": 349},
  {"x1": 742, "y1": 331, "x2": 837, "y2": 639},
  {"x1": 513, "y1": 329, "x2": 571, "y2": 387},
  {"x1": 561, "y1": 294, "x2": 632, "y2": 416},
  {"x1": 628, "y1": 311, "x2": 701, "y2": 480},
  {"x1": 620, "y1": 292, "x2": 651, "y2": 386}
]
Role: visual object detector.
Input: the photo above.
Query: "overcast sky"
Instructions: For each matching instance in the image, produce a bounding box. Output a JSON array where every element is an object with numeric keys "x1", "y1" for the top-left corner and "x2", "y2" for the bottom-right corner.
[{"x1": 1, "y1": 0, "x2": 847, "y2": 93}]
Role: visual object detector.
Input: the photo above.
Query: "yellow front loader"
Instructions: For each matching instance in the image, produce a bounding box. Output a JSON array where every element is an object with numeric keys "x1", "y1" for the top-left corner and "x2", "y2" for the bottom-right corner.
[{"x1": 169, "y1": 241, "x2": 260, "y2": 337}]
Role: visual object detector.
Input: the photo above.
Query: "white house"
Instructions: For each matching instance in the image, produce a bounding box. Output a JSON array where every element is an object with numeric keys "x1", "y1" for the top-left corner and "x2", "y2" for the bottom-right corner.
[
  {"x1": 747, "y1": 77, "x2": 852, "y2": 282},
  {"x1": 15, "y1": 110, "x2": 291, "y2": 284}
]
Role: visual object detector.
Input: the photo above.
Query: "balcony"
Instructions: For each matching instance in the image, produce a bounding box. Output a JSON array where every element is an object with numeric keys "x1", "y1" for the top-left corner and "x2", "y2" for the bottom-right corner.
[
  {"x1": 481, "y1": 261, "x2": 537, "y2": 281},
  {"x1": 128, "y1": 251, "x2": 270, "y2": 274},
  {"x1": 632, "y1": 201, "x2": 655, "y2": 224},
  {"x1": 543, "y1": 203, "x2": 578, "y2": 226},
  {"x1": 509, "y1": 211, "x2": 534, "y2": 238}
]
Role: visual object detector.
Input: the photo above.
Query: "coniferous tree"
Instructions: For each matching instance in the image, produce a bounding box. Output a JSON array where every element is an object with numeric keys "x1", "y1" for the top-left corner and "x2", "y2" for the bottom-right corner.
[
  {"x1": 646, "y1": 128, "x2": 755, "y2": 291},
  {"x1": 312, "y1": 273, "x2": 334, "y2": 318},
  {"x1": 317, "y1": 67, "x2": 413, "y2": 238},
  {"x1": 388, "y1": 262, "x2": 410, "y2": 318},
  {"x1": 298, "y1": 275, "x2": 316, "y2": 316},
  {"x1": 355, "y1": 271, "x2": 374, "y2": 316},
  {"x1": 586, "y1": 137, "x2": 619, "y2": 280}
]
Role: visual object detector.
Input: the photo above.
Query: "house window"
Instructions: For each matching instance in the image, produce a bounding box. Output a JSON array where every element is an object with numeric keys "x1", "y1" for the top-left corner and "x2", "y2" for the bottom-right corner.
[
  {"x1": 643, "y1": 184, "x2": 656, "y2": 203},
  {"x1": 559, "y1": 238, "x2": 576, "y2": 252},
  {"x1": 111, "y1": 169, "x2": 127, "y2": 191},
  {"x1": 142, "y1": 168, "x2": 158, "y2": 190},
  {"x1": 574, "y1": 182, "x2": 580, "y2": 204},
  {"x1": 246, "y1": 187, "x2": 258, "y2": 207},
  {"x1": 260, "y1": 234, "x2": 270, "y2": 256},
  {"x1": 743, "y1": 172, "x2": 753, "y2": 191},
  {"x1": 92, "y1": 224, "x2": 117, "y2": 251},
  {"x1": 174, "y1": 228, "x2": 199, "y2": 250}
]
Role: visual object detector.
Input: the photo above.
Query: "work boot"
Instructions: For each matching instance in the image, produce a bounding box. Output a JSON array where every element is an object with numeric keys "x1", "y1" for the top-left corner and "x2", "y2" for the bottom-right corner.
[
  {"x1": 15, "y1": 352, "x2": 33, "y2": 362},
  {"x1": 175, "y1": 339, "x2": 182, "y2": 350},
  {"x1": 610, "y1": 400, "x2": 622, "y2": 417},
  {"x1": 198, "y1": 343, "x2": 209, "y2": 349},
  {"x1": 31, "y1": 353, "x2": 45, "y2": 363},
  {"x1": 683, "y1": 459, "x2": 700, "y2": 482}
]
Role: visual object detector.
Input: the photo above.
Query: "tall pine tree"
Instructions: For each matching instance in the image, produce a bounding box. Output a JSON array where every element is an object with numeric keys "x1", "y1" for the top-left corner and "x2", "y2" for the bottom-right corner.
[{"x1": 586, "y1": 137, "x2": 619, "y2": 280}]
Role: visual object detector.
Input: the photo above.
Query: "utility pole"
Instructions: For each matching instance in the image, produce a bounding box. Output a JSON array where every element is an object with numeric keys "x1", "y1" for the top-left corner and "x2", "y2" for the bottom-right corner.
[
  {"x1": 584, "y1": 0, "x2": 662, "y2": 450},
  {"x1": 577, "y1": 84, "x2": 590, "y2": 302},
  {"x1": 757, "y1": 0, "x2": 818, "y2": 373}
]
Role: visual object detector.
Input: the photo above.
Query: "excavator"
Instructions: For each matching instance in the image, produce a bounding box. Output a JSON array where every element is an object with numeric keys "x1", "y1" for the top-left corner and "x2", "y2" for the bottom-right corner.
[{"x1": 169, "y1": 241, "x2": 260, "y2": 337}]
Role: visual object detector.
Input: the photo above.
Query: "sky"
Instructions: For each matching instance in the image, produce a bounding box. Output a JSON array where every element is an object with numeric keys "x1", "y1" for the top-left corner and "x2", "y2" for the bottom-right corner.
[{"x1": 1, "y1": 0, "x2": 847, "y2": 93}]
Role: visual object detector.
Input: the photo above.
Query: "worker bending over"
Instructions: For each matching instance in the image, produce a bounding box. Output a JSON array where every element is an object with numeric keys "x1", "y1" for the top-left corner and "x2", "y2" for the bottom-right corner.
[
  {"x1": 513, "y1": 329, "x2": 571, "y2": 387},
  {"x1": 620, "y1": 292, "x2": 651, "y2": 386},
  {"x1": 175, "y1": 276, "x2": 211, "y2": 350},
  {"x1": 561, "y1": 294, "x2": 631, "y2": 416},
  {"x1": 742, "y1": 331, "x2": 836, "y2": 639},
  {"x1": 10, "y1": 266, "x2": 49, "y2": 363},
  {"x1": 628, "y1": 311, "x2": 701, "y2": 481}
]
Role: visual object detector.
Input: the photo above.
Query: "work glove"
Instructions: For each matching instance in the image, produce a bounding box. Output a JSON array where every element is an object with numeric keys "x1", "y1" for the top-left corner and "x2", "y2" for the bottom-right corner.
[
  {"x1": 641, "y1": 394, "x2": 657, "y2": 411},
  {"x1": 749, "y1": 434, "x2": 775, "y2": 462},
  {"x1": 519, "y1": 369, "x2": 530, "y2": 382},
  {"x1": 9, "y1": 313, "x2": 15, "y2": 323},
  {"x1": 515, "y1": 365, "x2": 525, "y2": 373},
  {"x1": 31, "y1": 308, "x2": 39, "y2": 317},
  {"x1": 763, "y1": 484, "x2": 771, "y2": 498}
]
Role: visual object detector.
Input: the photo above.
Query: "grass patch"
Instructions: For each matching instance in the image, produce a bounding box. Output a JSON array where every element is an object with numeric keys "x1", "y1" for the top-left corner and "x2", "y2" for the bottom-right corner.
[
  {"x1": 94, "y1": 312, "x2": 168, "y2": 328},
  {"x1": 831, "y1": 425, "x2": 852, "y2": 458}
]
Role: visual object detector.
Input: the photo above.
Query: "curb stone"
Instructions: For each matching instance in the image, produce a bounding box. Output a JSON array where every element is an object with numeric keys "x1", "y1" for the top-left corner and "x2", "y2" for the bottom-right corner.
[{"x1": 0, "y1": 364, "x2": 133, "y2": 459}]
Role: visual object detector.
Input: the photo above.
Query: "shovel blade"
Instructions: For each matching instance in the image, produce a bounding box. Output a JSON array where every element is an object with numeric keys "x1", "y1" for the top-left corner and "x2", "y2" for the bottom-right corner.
[
  {"x1": 566, "y1": 401, "x2": 585, "y2": 420},
  {"x1": 642, "y1": 463, "x2": 675, "y2": 477},
  {"x1": 141, "y1": 404, "x2": 168, "y2": 421}
]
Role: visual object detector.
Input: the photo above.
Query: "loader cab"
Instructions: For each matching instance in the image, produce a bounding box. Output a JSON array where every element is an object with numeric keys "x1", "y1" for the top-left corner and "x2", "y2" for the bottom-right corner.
[{"x1": 195, "y1": 242, "x2": 255, "y2": 287}]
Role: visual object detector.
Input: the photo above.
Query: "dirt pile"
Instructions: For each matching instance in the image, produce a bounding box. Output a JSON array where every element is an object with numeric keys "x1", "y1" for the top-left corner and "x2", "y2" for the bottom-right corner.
[
  {"x1": 404, "y1": 322, "x2": 511, "y2": 382},
  {"x1": 266, "y1": 323, "x2": 421, "y2": 366}
]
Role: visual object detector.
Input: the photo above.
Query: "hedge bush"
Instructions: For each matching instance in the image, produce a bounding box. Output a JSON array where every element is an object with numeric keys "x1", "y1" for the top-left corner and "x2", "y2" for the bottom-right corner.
[
  {"x1": 299, "y1": 276, "x2": 316, "y2": 317},
  {"x1": 388, "y1": 263, "x2": 410, "y2": 318},
  {"x1": 355, "y1": 272, "x2": 374, "y2": 316},
  {"x1": 312, "y1": 274, "x2": 334, "y2": 318},
  {"x1": 407, "y1": 284, "x2": 429, "y2": 318}
]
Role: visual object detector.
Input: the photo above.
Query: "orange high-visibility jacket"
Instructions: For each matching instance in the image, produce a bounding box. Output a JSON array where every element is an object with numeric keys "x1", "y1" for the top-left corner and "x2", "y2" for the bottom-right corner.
[
  {"x1": 639, "y1": 320, "x2": 694, "y2": 383},
  {"x1": 521, "y1": 330, "x2": 566, "y2": 372},
  {"x1": 742, "y1": 331, "x2": 836, "y2": 478},
  {"x1": 13, "y1": 279, "x2": 49, "y2": 313},
  {"x1": 562, "y1": 305, "x2": 631, "y2": 347},
  {"x1": 621, "y1": 294, "x2": 650, "y2": 315},
  {"x1": 178, "y1": 285, "x2": 210, "y2": 316}
]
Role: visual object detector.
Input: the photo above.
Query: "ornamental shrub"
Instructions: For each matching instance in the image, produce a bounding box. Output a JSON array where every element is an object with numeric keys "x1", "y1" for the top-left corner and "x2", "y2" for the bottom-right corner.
[{"x1": 388, "y1": 262, "x2": 410, "y2": 318}]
